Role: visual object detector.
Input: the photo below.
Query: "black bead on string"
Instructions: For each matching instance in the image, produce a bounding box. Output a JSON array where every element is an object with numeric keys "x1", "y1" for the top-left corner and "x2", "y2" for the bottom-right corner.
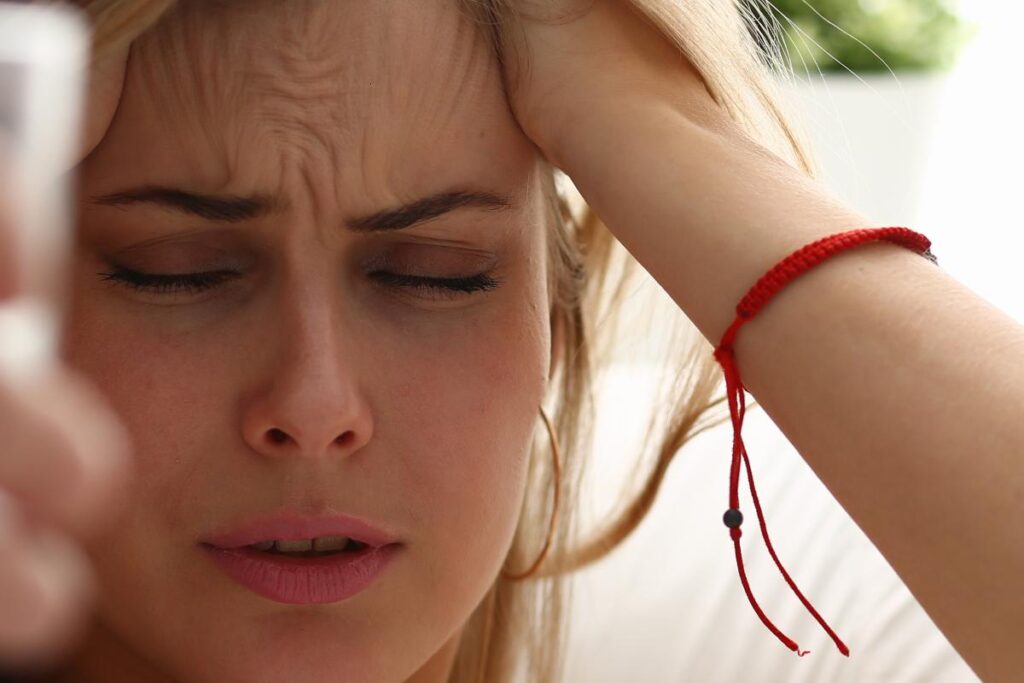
[{"x1": 723, "y1": 507, "x2": 743, "y2": 528}]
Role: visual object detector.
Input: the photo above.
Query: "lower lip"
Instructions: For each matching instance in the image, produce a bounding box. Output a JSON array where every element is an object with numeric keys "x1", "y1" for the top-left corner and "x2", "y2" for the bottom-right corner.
[{"x1": 199, "y1": 543, "x2": 401, "y2": 605}]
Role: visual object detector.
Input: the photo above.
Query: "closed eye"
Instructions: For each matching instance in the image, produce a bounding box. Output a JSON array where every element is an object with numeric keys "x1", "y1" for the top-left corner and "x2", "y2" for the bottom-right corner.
[
  {"x1": 367, "y1": 269, "x2": 502, "y2": 295},
  {"x1": 96, "y1": 267, "x2": 503, "y2": 299},
  {"x1": 97, "y1": 269, "x2": 238, "y2": 295}
]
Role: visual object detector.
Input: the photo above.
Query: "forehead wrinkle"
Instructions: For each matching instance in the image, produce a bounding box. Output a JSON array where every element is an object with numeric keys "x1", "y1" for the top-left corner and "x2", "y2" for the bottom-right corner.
[
  {"x1": 130, "y1": 1, "x2": 258, "y2": 188},
  {"x1": 134, "y1": 0, "x2": 363, "y2": 197},
  {"x1": 253, "y1": 9, "x2": 372, "y2": 106},
  {"x1": 118, "y1": 0, "x2": 527, "y2": 231},
  {"x1": 243, "y1": 2, "x2": 503, "y2": 228},
  {"x1": 208, "y1": 2, "x2": 379, "y2": 205},
  {"x1": 243, "y1": 77, "x2": 366, "y2": 224},
  {"x1": 267, "y1": 0, "x2": 372, "y2": 87},
  {"x1": 243, "y1": 57, "x2": 365, "y2": 180}
]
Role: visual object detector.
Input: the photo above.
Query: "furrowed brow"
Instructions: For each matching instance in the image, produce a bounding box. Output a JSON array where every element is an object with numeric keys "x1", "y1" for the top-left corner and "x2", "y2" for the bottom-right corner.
[
  {"x1": 345, "y1": 189, "x2": 513, "y2": 232},
  {"x1": 90, "y1": 186, "x2": 515, "y2": 232},
  {"x1": 90, "y1": 186, "x2": 276, "y2": 223}
]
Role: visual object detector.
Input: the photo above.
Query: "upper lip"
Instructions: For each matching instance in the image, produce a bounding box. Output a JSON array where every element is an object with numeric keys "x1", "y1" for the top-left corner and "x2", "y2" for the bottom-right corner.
[{"x1": 198, "y1": 508, "x2": 400, "y2": 550}]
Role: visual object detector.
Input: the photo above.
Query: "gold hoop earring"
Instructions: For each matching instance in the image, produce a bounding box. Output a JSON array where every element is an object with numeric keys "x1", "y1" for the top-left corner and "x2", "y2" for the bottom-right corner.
[{"x1": 501, "y1": 405, "x2": 562, "y2": 581}]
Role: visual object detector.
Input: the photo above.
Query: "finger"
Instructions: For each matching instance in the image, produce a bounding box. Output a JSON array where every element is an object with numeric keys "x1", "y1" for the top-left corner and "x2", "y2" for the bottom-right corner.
[
  {"x1": 0, "y1": 511, "x2": 96, "y2": 670},
  {"x1": 0, "y1": 366, "x2": 133, "y2": 540}
]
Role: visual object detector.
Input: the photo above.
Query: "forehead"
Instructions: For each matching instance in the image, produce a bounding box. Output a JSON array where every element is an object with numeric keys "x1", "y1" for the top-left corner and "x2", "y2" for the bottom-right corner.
[{"x1": 88, "y1": 0, "x2": 536, "y2": 214}]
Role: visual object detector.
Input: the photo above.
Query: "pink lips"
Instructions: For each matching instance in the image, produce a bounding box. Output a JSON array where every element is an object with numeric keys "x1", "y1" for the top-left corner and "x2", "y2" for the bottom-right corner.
[
  {"x1": 199, "y1": 510, "x2": 400, "y2": 550},
  {"x1": 200, "y1": 543, "x2": 401, "y2": 605},
  {"x1": 197, "y1": 510, "x2": 402, "y2": 605}
]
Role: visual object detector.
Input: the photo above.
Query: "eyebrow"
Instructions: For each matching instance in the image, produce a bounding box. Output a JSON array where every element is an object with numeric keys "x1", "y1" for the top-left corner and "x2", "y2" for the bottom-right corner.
[{"x1": 89, "y1": 185, "x2": 515, "y2": 232}]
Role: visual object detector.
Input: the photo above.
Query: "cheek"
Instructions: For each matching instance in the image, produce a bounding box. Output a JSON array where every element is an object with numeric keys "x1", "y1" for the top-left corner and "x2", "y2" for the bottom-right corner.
[
  {"x1": 60, "y1": 297, "x2": 225, "y2": 485},
  {"x1": 383, "y1": 292, "x2": 549, "y2": 534},
  {"x1": 381, "y1": 299, "x2": 548, "y2": 629},
  {"x1": 58, "y1": 297, "x2": 229, "y2": 642}
]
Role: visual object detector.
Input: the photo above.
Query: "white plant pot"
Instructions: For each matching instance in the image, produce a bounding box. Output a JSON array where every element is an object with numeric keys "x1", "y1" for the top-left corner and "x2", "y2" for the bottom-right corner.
[{"x1": 776, "y1": 71, "x2": 952, "y2": 228}]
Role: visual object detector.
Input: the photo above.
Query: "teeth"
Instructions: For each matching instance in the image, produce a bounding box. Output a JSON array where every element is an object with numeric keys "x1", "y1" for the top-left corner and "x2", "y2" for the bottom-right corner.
[
  {"x1": 313, "y1": 535, "x2": 351, "y2": 552},
  {"x1": 274, "y1": 539, "x2": 313, "y2": 553},
  {"x1": 249, "y1": 536, "x2": 356, "y2": 553}
]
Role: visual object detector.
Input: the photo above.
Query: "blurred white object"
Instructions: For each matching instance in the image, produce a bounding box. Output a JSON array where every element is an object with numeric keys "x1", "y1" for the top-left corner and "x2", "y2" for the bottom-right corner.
[
  {"x1": 778, "y1": 71, "x2": 950, "y2": 230},
  {"x1": 0, "y1": 3, "x2": 89, "y2": 379},
  {"x1": 0, "y1": 297, "x2": 59, "y2": 383},
  {"x1": 773, "y1": 1, "x2": 1024, "y2": 325}
]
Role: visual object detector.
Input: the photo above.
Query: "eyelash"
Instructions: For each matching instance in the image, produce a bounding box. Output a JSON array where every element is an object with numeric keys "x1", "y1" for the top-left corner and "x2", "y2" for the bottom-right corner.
[{"x1": 96, "y1": 268, "x2": 503, "y2": 299}]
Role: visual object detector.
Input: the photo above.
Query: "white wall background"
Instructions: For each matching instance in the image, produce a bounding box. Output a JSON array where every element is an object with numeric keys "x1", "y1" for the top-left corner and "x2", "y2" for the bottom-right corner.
[{"x1": 561, "y1": 1, "x2": 1020, "y2": 681}]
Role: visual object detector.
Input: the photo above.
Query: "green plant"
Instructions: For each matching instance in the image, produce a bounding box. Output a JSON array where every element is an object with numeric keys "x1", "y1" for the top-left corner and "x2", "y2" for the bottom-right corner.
[{"x1": 745, "y1": 0, "x2": 977, "y2": 73}]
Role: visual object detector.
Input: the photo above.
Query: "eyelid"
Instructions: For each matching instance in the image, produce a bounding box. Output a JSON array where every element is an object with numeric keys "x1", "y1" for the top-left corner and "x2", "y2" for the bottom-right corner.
[
  {"x1": 95, "y1": 266, "x2": 503, "y2": 301},
  {"x1": 364, "y1": 245, "x2": 498, "y2": 278},
  {"x1": 102, "y1": 241, "x2": 258, "y2": 274}
]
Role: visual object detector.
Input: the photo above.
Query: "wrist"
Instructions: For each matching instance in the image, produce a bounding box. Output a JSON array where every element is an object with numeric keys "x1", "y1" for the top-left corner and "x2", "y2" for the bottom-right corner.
[
  {"x1": 544, "y1": 86, "x2": 738, "y2": 174},
  {"x1": 536, "y1": 86, "x2": 870, "y2": 343}
]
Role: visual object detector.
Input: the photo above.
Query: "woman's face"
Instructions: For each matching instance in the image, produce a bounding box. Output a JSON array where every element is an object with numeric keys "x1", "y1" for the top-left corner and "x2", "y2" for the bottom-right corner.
[{"x1": 62, "y1": 1, "x2": 553, "y2": 681}]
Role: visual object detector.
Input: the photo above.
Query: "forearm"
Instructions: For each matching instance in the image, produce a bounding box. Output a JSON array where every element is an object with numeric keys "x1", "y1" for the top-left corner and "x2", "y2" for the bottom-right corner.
[{"x1": 555, "y1": 97, "x2": 1024, "y2": 680}]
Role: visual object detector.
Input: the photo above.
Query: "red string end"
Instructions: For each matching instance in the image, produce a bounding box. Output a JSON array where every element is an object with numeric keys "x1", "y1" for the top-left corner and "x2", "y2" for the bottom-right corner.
[
  {"x1": 706, "y1": 226, "x2": 938, "y2": 659},
  {"x1": 715, "y1": 345, "x2": 849, "y2": 657}
]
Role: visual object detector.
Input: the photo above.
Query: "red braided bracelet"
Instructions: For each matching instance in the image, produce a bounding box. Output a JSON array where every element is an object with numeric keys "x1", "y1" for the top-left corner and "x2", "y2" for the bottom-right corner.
[{"x1": 712, "y1": 227, "x2": 937, "y2": 658}]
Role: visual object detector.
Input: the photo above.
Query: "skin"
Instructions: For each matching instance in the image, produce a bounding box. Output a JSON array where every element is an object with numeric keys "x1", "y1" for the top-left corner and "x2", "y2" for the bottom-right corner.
[{"x1": 57, "y1": 1, "x2": 557, "y2": 681}]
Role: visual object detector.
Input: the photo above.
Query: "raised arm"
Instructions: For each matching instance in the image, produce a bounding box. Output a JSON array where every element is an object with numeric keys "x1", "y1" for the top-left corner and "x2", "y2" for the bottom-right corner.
[{"x1": 493, "y1": 1, "x2": 1024, "y2": 679}]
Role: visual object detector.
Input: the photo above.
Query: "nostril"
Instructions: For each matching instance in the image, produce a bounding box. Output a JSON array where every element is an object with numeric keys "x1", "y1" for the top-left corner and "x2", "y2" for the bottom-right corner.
[
  {"x1": 267, "y1": 428, "x2": 289, "y2": 444},
  {"x1": 335, "y1": 431, "x2": 354, "y2": 446}
]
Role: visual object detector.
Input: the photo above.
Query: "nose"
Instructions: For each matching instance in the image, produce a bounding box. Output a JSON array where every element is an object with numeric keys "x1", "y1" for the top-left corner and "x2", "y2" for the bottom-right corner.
[{"x1": 240, "y1": 288, "x2": 373, "y2": 462}]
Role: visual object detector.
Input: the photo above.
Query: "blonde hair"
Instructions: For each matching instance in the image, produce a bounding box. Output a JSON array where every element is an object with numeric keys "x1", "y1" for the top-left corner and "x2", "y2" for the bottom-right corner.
[{"x1": 70, "y1": 1, "x2": 818, "y2": 681}]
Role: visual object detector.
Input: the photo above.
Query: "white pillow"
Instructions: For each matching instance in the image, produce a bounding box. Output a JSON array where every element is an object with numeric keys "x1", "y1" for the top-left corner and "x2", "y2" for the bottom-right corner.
[{"x1": 561, "y1": 364, "x2": 978, "y2": 682}]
